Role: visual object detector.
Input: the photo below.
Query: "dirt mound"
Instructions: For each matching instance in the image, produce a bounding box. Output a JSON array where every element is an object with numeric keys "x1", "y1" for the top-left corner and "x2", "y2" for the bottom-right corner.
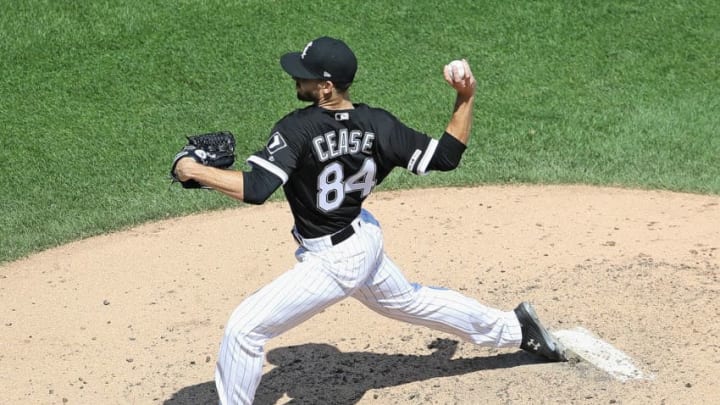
[{"x1": 1, "y1": 185, "x2": 718, "y2": 404}]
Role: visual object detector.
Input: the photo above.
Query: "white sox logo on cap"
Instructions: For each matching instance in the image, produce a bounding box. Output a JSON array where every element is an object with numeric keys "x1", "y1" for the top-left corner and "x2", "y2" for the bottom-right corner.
[
  {"x1": 301, "y1": 41, "x2": 312, "y2": 59},
  {"x1": 301, "y1": 41, "x2": 331, "y2": 78}
]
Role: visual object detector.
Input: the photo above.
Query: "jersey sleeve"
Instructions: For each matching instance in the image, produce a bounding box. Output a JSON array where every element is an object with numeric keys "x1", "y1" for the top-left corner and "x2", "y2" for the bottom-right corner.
[
  {"x1": 245, "y1": 119, "x2": 304, "y2": 185},
  {"x1": 374, "y1": 110, "x2": 439, "y2": 176}
]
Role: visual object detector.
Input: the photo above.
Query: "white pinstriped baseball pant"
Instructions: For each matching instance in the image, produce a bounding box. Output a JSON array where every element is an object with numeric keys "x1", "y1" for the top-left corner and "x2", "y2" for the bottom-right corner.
[{"x1": 215, "y1": 209, "x2": 522, "y2": 404}]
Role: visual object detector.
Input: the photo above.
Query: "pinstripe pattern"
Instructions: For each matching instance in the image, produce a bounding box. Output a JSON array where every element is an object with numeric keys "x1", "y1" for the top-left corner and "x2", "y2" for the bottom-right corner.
[
  {"x1": 353, "y1": 254, "x2": 522, "y2": 346},
  {"x1": 215, "y1": 210, "x2": 522, "y2": 404}
]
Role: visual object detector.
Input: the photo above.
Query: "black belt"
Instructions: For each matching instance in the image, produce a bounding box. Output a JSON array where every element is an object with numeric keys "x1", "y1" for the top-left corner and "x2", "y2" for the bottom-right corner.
[
  {"x1": 292, "y1": 222, "x2": 359, "y2": 247},
  {"x1": 330, "y1": 222, "x2": 357, "y2": 245}
]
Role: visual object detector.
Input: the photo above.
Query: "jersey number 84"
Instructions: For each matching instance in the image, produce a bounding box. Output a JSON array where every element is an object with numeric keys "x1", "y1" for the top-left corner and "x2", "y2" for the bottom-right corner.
[{"x1": 317, "y1": 158, "x2": 377, "y2": 212}]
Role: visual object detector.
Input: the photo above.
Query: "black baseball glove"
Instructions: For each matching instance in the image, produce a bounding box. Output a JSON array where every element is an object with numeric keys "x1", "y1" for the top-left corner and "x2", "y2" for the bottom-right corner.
[{"x1": 170, "y1": 131, "x2": 236, "y2": 189}]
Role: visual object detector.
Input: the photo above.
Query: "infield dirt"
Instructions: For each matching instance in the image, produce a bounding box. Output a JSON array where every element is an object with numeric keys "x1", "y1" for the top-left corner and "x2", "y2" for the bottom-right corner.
[{"x1": 1, "y1": 185, "x2": 718, "y2": 404}]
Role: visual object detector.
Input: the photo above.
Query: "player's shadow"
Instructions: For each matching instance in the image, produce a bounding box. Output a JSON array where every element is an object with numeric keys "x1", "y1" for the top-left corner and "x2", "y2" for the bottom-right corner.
[{"x1": 164, "y1": 338, "x2": 542, "y2": 404}]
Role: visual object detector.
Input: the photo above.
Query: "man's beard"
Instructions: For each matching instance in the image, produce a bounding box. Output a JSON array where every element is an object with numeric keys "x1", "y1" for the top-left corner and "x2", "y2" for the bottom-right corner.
[{"x1": 296, "y1": 89, "x2": 316, "y2": 102}]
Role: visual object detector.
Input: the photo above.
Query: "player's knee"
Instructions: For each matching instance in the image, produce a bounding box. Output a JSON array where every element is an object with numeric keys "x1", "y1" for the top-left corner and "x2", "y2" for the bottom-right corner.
[
  {"x1": 372, "y1": 287, "x2": 422, "y2": 312},
  {"x1": 223, "y1": 326, "x2": 265, "y2": 358}
]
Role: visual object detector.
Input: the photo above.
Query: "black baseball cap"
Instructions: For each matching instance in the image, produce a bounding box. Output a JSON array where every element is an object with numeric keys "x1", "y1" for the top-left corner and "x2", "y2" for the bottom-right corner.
[{"x1": 280, "y1": 37, "x2": 357, "y2": 84}]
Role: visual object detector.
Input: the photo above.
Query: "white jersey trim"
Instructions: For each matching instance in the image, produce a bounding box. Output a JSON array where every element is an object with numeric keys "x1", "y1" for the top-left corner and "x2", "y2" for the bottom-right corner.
[
  {"x1": 407, "y1": 149, "x2": 422, "y2": 172},
  {"x1": 416, "y1": 138, "x2": 439, "y2": 175},
  {"x1": 246, "y1": 155, "x2": 289, "y2": 184}
]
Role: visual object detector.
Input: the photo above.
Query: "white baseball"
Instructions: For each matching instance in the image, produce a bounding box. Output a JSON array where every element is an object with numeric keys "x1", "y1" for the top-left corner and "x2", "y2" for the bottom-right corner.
[{"x1": 449, "y1": 60, "x2": 466, "y2": 82}]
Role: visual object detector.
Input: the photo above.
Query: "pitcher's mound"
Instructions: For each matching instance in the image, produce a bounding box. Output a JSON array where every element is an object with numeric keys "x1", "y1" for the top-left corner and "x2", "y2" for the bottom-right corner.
[{"x1": 1, "y1": 185, "x2": 718, "y2": 404}]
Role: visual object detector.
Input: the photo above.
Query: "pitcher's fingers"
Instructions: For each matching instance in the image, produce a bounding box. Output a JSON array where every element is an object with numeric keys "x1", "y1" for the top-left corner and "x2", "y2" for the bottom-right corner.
[
  {"x1": 461, "y1": 59, "x2": 476, "y2": 87},
  {"x1": 443, "y1": 63, "x2": 454, "y2": 84}
]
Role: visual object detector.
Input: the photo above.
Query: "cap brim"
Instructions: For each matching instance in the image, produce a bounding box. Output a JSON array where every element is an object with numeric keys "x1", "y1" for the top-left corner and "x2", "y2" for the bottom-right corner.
[{"x1": 280, "y1": 52, "x2": 320, "y2": 79}]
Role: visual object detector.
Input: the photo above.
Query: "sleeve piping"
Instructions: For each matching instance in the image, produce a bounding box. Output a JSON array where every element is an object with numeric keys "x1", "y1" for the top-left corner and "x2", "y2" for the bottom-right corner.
[
  {"x1": 246, "y1": 155, "x2": 289, "y2": 184},
  {"x1": 416, "y1": 139, "x2": 439, "y2": 175}
]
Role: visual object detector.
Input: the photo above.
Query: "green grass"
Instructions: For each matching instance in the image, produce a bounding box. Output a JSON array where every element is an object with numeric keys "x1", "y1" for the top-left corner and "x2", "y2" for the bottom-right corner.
[{"x1": 1, "y1": 0, "x2": 718, "y2": 263}]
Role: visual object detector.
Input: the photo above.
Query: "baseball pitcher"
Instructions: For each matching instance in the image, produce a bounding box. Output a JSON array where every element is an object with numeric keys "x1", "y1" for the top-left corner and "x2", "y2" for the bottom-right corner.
[{"x1": 172, "y1": 36, "x2": 566, "y2": 405}]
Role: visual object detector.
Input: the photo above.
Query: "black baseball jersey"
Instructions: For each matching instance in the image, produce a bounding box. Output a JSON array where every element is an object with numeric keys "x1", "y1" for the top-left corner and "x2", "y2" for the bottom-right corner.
[{"x1": 246, "y1": 103, "x2": 454, "y2": 238}]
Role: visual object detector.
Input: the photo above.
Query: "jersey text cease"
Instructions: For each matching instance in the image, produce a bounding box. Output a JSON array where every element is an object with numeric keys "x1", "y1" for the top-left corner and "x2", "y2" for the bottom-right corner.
[{"x1": 312, "y1": 129, "x2": 375, "y2": 162}]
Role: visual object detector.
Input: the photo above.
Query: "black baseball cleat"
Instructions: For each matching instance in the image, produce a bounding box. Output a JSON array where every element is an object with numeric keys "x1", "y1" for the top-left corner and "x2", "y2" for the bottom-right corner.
[{"x1": 514, "y1": 302, "x2": 568, "y2": 362}]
